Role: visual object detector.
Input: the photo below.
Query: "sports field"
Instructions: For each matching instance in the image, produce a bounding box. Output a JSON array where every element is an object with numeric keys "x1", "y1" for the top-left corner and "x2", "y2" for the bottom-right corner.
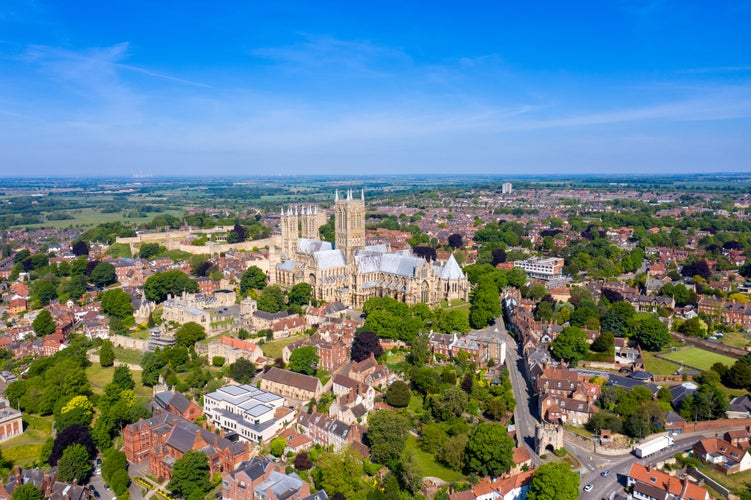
[{"x1": 660, "y1": 347, "x2": 735, "y2": 371}]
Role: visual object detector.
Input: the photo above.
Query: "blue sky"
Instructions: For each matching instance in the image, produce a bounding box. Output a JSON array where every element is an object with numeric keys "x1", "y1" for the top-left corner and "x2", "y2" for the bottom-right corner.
[{"x1": 0, "y1": 1, "x2": 750, "y2": 177}]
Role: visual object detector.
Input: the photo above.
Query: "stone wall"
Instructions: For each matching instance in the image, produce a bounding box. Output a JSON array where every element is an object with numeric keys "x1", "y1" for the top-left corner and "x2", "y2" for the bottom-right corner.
[{"x1": 109, "y1": 334, "x2": 148, "y2": 351}]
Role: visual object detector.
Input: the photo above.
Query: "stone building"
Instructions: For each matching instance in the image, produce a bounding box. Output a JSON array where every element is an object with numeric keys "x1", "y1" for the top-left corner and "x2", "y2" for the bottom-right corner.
[
  {"x1": 0, "y1": 400, "x2": 22, "y2": 444},
  {"x1": 271, "y1": 191, "x2": 470, "y2": 307},
  {"x1": 259, "y1": 367, "x2": 322, "y2": 402}
]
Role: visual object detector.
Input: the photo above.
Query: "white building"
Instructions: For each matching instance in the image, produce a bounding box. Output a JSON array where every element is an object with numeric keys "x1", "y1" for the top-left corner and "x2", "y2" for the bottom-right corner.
[
  {"x1": 203, "y1": 384, "x2": 294, "y2": 444},
  {"x1": 513, "y1": 257, "x2": 564, "y2": 281},
  {"x1": 502, "y1": 182, "x2": 513, "y2": 194}
]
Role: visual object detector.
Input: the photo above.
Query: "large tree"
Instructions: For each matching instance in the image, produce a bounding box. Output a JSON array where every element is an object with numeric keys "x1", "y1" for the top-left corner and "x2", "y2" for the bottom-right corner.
[
  {"x1": 101, "y1": 289, "x2": 134, "y2": 319},
  {"x1": 288, "y1": 282, "x2": 313, "y2": 307},
  {"x1": 366, "y1": 410, "x2": 410, "y2": 466},
  {"x1": 144, "y1": 270, "x2": 199, "y2": 303},
  {"x1": 528, "y1": 462, "x2": 580, "y2": 500},
  {"x1": 32, "y1": 310, "x2": 56, "y2": 337},
  {"x1": 239, "y1": 265, "x2": 267, "y2": 294},
  {"x1": 90, "y1": 261, "x2": 117, "y2": 287},
  {"x1": 464, "y1": 423, "x2": 515, "y2": 476},
  {"x1": 385, "y1": 381, "x2": 411, "y2": 408},
  {"x1": 469, "y1": 280, "x2": 501, "y2": 329},
  {"x1": 232, "y1": 357, "x2": 256, "y2": 384},
  {"x1": 551, "y1": 326, "x2": 589, "y2": 366},
  {"x1": 289, "y1": 346, "x2": 319, "y2": 376},
  {"x1": 71, "y1": 240, "x2": 89, "y2": 256},
  {"x1": 351, "y1": 331, "x2": 384, "y2": 362},
  {"x1": 167, "y1": 450, "x2": 211, "y2": 499},
  {"x1": 633, "y1": 315, "x2": 671, "y2": 352},
  {"x1": 175, "y1": 322, "x2": 207, "y2": 347},
  {"x1": 10, "y1": 484, "x2": 44, "y2": 500},
  {"x1": 99, "y1": 341, "x2": 115, "y2": 367},
  {"x1": 49, "y1": 424, "x2": 97, "y2": 465},
  {"x1": 57, "y1": 444, "x2": 93, "y2": 484},
  {"x1": 257, "y1": 285, "x2": 287, "y2": 313}
]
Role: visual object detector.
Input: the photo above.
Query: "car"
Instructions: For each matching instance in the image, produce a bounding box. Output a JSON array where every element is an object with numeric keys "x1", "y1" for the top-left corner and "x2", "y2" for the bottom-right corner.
[
  {"x1": 583, "y1": 484, "x2": 593, "y2": 492},
  {"x1": 88, "y1": 486, "x2": 95, "y2": 492},
  {"x1": 96, "y1": 458, "x2": 102, "y2": 465},
  {"x1": 104, "y1": 485, "x2": 110, "y2": 491},
  {"x1": 600, "y1": 469, "x2": 611, "y2": 477},
  {"x1": 92, "y1": 491, "x2": 101, "y2": 499},
  {"x1": 95, "y1": 467, "x2": 101, "y2": 475}
]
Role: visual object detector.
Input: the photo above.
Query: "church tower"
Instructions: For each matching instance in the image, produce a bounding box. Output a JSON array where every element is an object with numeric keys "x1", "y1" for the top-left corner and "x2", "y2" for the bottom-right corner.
[
  {"x1": 280, "y1": 206, "x2": 299, "y2": 258},
  {"x1": 335, "y1": 189, "x2": 366, "y2": 264}
]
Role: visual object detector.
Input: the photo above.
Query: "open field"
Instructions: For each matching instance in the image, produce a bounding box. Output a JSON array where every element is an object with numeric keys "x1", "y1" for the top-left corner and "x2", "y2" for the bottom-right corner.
[
  {"x1": 0, "y1": 415, "x2": 53, "y2": 467},
  {"x1": 261, "y1": 335, "x2": 303, "y2": 360},
  {"x1": 111, "y1": 345, "x2": 145, "y2": 365},
  {"x1": 660, "y1": 347, "x2": 735, "y2": 371},
  {"x1": 20, "y1": 207, "x2": 183, "y2": 229},
  {"x1": 404, "y1": 435, "x2": 464, "y2": 482},
  {"x1": 641, "y1": 351, "x2": 682, "y2": 375},
  {"x1": 698, "y1": 463, "x2": 750, "y2": 494},
  {"x1": 720, "y1": 330, "x2": 751, "y2": 349},
  {"x1": 85, "y1": 364, "x2": 152, "y2": 398}
]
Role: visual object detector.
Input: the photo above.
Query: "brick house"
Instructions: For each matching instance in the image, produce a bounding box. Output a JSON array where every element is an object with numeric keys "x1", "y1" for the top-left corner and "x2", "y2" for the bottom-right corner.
[{"x1": 259, "y1": 367, "x2": 322, "y2": 402}]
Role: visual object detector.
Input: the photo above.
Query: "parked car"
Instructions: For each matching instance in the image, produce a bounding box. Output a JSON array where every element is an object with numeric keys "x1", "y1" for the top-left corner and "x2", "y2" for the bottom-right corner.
[
  {"x1": 600, "y1": 469, "x2": 611, "y2": 477},
  {"x1": 583, "y1": 484, "x2": 593, "y2": 492}
]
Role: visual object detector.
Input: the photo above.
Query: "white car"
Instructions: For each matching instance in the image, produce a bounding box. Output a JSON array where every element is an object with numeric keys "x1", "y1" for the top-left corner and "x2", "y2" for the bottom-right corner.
[{"x1": 583, "y1": 484, "x2": 593, "y2": 492}]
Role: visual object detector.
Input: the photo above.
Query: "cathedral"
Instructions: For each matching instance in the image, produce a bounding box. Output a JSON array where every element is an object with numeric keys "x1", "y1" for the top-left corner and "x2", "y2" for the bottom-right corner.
[{"x1": 270, "y1": 190, "x2": 470, "y2": 308}]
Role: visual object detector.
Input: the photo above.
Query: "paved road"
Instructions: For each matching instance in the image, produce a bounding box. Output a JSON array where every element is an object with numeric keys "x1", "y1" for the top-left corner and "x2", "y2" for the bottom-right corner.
[{"x1": 492, "y1": 316, "x2": 541, "y2": 461}]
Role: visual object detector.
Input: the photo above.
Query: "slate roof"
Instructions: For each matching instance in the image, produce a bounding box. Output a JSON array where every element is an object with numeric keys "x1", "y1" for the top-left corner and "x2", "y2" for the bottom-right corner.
[
  {"x1": 303, "y1": 492, "x2": 329, "y2": 500},
  {"x1": 299, "y1": 239, "x2": 332, "y2": 255},
  {"x1": 439, "y1": 254, "x2": 466, "y2": 280},
  {"x1": 313, "y1": 249, "x2": 347, "y2": 269},
  {"x1": 730, "y1": 395, "x2": 751, "y2": 414},
  {"x1": 261, "y1": 367, "x2": 321, "y2": 394},
  {"x1": 154, "y1": 390, "x2": 193, "y2": 414},
  {"x1": 669, "y1": 382, "x2": 697, "y2": 409},
  {"x1": 606, "y1": 374, "x2": 660, "y2": 394}
]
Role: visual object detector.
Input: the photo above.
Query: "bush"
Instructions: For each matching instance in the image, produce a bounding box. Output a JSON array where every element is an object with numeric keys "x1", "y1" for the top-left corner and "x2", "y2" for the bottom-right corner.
[{"x1": 212, "y1": 356, "x2": 225, "y2": 367}]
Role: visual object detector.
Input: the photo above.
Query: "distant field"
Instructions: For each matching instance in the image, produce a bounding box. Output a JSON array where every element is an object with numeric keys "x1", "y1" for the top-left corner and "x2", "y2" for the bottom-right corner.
[
  {"x1": 641, "y1": 351, "x2": 682, "y2": 375},
  {"x1": 660, "y1": 347, "x2": 735, "y2": 371},
  {"x1": 19, "y1": 207, "x2": 183, "y2": 229}
]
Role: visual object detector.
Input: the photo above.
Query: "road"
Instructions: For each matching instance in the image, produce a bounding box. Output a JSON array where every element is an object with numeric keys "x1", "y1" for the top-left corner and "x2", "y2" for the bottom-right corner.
[{"x1": 493, "y1": 316, "x2": 541, "y2": 460}]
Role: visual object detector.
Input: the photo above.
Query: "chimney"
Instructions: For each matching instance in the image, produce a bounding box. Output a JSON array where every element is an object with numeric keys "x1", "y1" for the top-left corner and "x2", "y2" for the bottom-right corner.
[{"x1": 14, "y1": 466, "x2": 21, "y2": 485}]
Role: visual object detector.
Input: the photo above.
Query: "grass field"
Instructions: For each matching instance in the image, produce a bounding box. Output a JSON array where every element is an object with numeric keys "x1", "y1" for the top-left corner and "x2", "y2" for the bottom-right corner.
[
  {"x1": 698, "y1": 463, "x2": 749, "y2": 494},
  {"x1": 111, "y1": 346, "x2": 145, "y2": 365},
  {"x1": 720, "y1": 330, "x2": 751, "y2": 349},
  {"x1": 85, "y1": 364, "x2": 152, "y2": 398},
  {"x1": 404, "y1": 435, "x2": 464, "y2": 482},
  {"x1": 0, "y1": 415, "x2": 53, "y2": 467},
  {"x1": 261, "y1": 335, "x2": 303, "y2": 360},
  {"x1": 660, "y1": 347, "x2": 735, "y2": 371},
  {"x1": 19, "y1": 207, "x2": 183, "y2": 229},
  {"x1": 641, "y1": 351, "x2": 682, "y2": 375}
]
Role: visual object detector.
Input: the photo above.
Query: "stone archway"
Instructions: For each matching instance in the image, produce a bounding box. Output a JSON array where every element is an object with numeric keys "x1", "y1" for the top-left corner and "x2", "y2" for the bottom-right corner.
[{"x1": 535, "y1": 423, "x2": 563, "y2": 454}]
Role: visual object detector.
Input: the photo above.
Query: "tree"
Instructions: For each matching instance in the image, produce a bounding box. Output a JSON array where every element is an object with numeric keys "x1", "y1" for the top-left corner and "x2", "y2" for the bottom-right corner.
[
  {"x1": 175, "y1": 322, "x2": 207, "y2": 348},
  {"x1": 407, "y1": 332, "x2": 431, "y2": 365},
  {"x1": 366, "y1": 410, "x2": 410, "y2": 467},
  {"x1": 109, "y1": 469, "x2": 131, "y2": 496},
  {"x1": 269, "y1": 436, "x2": 287, "y2": 457},
  {"x1": 288, "y1": 282, "x2": 313, "y2": 307},
  {"x1": 239, "y1": 265, "x2": 267, "y2": 294},
  {"x1": 469, "y1": 280, "x2": 501, "y2": 329},
  {"x1": 65, "y1": 274, "x2": 87, "y2": 300},
  {"x1": 49, "y1": 424, "x2": 96, "y2": 465},
  {"x1": 633, "y1": 316, "x2": 671, "y2": 351},
  {"x1": 167, "y1": 450, "x2": 211, "y2": 499},
  {"x1": 232, "y1": 358, "x2": 256, "y2": 384},
  {"x1": 351, "y1": 331, "x2": 384, "y2": 362},
  {"x1": 90, "y1": 261, "x2": 117, "y2": 287},
  {"x1": 11, "y1": 484, "x2": 44, "y2": 500},
  {"x1": 315, "y1": 449, "x2": 366, "y2": 499},
  {"x1": 112, "y1": 365, "x2": 135, "y2": 391},
  {"x1": 385, "y1": 381, "x2": 411, "y2": 408},
  {"x1": 101, "y1": 448, "x2": 128, "y2": 484},
  {"x1": 725, "y1": 361, "x2": 751, "y2": 389},
  {"x1": 139, "y1": 242, "x2": 162, "y2": 260},
  {"x1": 141, "y1": 351, "x2": 166, "y2": 387},
  {"x1": 57, "y1": 443, "x2": 93, "y2": 484},
  {"x1": 72, "y1": 240, "x2": 89, "y2": 256},
  {"x1": 289, "y1": 346, "x2": 319, "y2": 376},
  {"x1": 601, "y1": 301, "x2": 635, "y2": 337},
  {"x1": 551, "y1": 327, "x2": 589, "y2": 366},
  {"x1": 257, "y1": 285, "x2": 286, "y2": 313},
  {"x1": 428, "y1": 386, "x2": 469, "y2": 421},
  {"x1": 144, "y1": 270, "x2": 199, "y2": 303},
  {"x1": 32, "y1": 310, "x2": 56, "y2": 337},
  {"x1": 101, "y1": 289, "x2": 134, "y2": 319},
  {"x1": 528, "y1": 462, "x2": 580, "y2": 500},
  {"x1": 34, "y1": 280, "x2": 57, "y2": 306},
  {"x1": 447, "y1": 234, "x2": 463, "y2": 248},
  {"x1": 591, "y1": 332, "x2": 615, "y2": 353},
  {"x1": 228, "y1": 223, "x2": 247, "y2": 243},
  {"x1": 294, "y1": 451, "x2": 313, "y2": 470},
  {"x1": 678, "y1": 317, "x2": 706, "y2": 337},
  {"x1": 100, "y1": 341, "x2": 115, "y2": 367},
  {"x1": 464, "y1": 423, "x2": 515, "y2": 476}
]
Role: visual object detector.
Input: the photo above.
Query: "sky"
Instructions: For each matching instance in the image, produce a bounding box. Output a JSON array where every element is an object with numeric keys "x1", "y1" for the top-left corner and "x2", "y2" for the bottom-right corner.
[{"x1": 0, "y1": 0, "x2": 750, "y2": 177}]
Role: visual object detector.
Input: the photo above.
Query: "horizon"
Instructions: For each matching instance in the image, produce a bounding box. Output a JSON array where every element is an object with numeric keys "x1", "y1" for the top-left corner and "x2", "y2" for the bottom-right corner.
[{"x1": 1, "y1": 1, "x2": 750, "y2": 176}]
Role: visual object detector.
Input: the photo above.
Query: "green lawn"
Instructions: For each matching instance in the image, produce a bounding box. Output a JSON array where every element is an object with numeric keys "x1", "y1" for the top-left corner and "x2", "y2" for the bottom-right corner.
[
  {"x1": 85, "y1": 364, "x2": 152, "y2": 398},
  {"x1": 641, "y1": 351, "x2": 682, "y2": 375},
  {"x1": 19, "y1": 207, "x2": 183, "y2": 230},
  {"x1": 441, "y1": 299, "x2": 470, "y2": 314},
  {"x1": 112, "y1": 345, "x2": 145, "y2": 365},
  {"x1": 720, "y1": 330, "x2": 751, "y2": 349},
  {"x1": 0, "y1": 415, "x2": 53, "y2": 467},
  {"x1": 404, "y1": 435, "x2": 464, "y2": 482},
  {"x1": 660, "y1": 347, "x2": 735, "y2": 371},
  {"x1": 261, "y1": 335, "x2": 303, "y2": 360},
  {"x1": 697, "y1": 463, "x2": 750, "y2": 493}
]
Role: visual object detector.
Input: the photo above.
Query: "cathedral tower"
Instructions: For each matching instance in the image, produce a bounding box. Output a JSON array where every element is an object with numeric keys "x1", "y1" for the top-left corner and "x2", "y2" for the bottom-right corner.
[
  {"x1": 335, "y1": 189, "x2": 366, "y2": 264},
  {"x1": 280, "y1": 206, "x2": 299, "y2": 258}
]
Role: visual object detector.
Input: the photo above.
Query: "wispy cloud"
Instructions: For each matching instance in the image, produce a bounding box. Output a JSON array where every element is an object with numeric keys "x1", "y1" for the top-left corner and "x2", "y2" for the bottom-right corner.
[{"x1": 252, "y1": 34, "x2": 411, "y2": 77}]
